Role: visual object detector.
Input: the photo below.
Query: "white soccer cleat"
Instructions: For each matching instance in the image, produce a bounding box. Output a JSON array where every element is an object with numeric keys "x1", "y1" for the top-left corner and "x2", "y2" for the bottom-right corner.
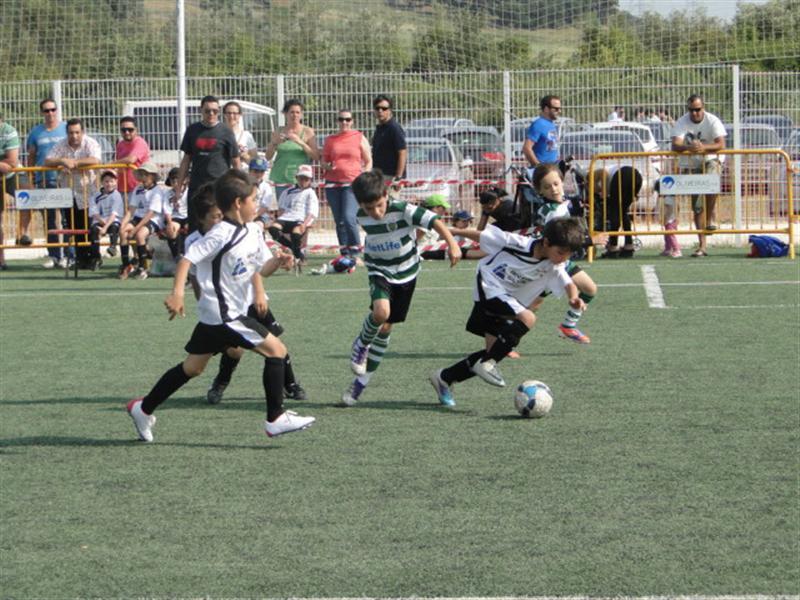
[
  {"x1": 264, "y1": 410, "x2": 315, "y2": 438},
  {"x1": 470, "y1": 359, "x2": 506, "y2": 387},
  {"x1": 350, "y1": 338, "x2": 369, "y2": 376},
  {"x1": 126, "y1": 398, "x2": 156, "y2": 442},
  {"x1": 341, "y1": 379, "x2": 366, "y2": 407}
]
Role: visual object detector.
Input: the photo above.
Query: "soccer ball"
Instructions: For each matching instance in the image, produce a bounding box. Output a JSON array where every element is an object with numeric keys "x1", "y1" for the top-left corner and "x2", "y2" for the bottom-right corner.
[{"x1": 513, "y1": 380, "x2": 553, "y2": 418}]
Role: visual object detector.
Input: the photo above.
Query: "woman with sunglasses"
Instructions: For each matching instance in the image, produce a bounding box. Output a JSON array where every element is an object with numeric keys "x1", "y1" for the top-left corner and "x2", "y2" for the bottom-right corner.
[
  {"x1": 266, "y1": 99, "x2": 319, "y2": 199},
  {"x1": 321, "y1": 110, "x2": 372, "y2": 257}
]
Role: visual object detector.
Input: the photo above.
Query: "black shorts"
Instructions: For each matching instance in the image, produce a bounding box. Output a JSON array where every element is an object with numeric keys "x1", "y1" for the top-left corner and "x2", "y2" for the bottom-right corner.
[
  {"x1": 277, "y1": 220, "x2": 302, "y2": 232},
  {"x1": 184, "y1": 317, "x2": 270, "y2": 355},
  {"x1": 369, "y1": 275, "x2": 417, "y2": 324},
  {"x1": 465, "y1": 298, "x2": 517, "y2": 338},
  {"x1": 131, "y1": 216, "x2": 159, "y2": 234},
  {"x1": 247, "y1": 306, "x2": 285, "y2": 337},
  {"x1": 1, "y1": 175, "x2": 16, "y2": 211}
]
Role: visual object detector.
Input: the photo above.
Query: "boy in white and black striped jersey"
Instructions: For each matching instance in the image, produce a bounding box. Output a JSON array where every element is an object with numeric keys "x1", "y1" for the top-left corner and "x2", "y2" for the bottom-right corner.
[
  {"x1": 342, "y1": 169, "x2": 461, "y2": 407},
  {"x1": 184, "y1": 185, "x2": 308, "y2": 405},
  {"x1": 87, "y1": 170, "x2": 124, "y2": 269},
  {"x1": 126, "y1": 170, "x2": 315, "y2": 442}
]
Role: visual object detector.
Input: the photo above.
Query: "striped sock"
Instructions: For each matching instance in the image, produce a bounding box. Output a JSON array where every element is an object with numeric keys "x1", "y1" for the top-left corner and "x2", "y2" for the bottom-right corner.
[
  {"x1": 563, "y1": 292, "x2": 593, "y2": 328},
  {"x1": 366, "y1": 331, "x2": 391, "y2": 373},
  {"x1": 358, "y1": 314, "x2": 381, "y2": 347}
]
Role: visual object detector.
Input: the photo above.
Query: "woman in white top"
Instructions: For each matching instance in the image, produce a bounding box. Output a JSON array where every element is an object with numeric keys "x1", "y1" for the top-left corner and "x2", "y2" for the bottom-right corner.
[{"x1": 223, "y1": 101, "x2": 258, "y2": 165}]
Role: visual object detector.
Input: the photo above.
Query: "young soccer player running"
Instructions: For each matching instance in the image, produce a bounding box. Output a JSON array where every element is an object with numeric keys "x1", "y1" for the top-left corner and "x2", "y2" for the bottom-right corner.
[
  {"x1": 531, "y1": 163, "x2": 597, "y2": 344},
  {"x1": 126, "y1": 170, "x2": 315, "y2": 442},
  {"x1": 430, "y1": 218, "x2": 586, "y2": 406},
  {"x1": 343, "y1": 169, "x2": 461, "y2": 406}
]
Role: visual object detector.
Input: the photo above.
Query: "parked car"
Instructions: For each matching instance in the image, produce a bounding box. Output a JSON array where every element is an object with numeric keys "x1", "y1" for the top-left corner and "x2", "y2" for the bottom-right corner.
[
  {"x1": 440, "y1": 126, "x2": 504, "y2": 182},
  {"x1": 721, "y1": 123, "x2": 783, "y2": 196},
  {"x1": 742, "y1": 114, "x2": 795, "y2": 145},
  {"x1": 559, "y1": 129, "x2": 660, "y2": 211},
  {"x1": 121, "y1": 99, "x2": 276, "y2": 167},
  {"x1": 643, "y1": 120, "x2": 673, "y2": 150},
  {"x1": 403, "y1": 118, "x2": 476, "y2": 140},
  {"x1": 401, "y1": 137, "x2": 474, "y2": 208}
]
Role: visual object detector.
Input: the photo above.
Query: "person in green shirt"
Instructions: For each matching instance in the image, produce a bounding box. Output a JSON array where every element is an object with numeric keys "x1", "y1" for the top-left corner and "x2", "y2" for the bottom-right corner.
[{"x1": 265, "y1": 99, "x2": 319, "y2": 198}]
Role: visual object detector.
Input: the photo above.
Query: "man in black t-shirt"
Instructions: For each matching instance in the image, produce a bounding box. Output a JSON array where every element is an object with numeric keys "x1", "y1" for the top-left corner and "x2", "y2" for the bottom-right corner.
[
  {"x1": 371, "y1": 95, "x2": 406, "y2": 189},
  {"x1": 175, "y1": 95, "x2": 240, "y2": 228}
]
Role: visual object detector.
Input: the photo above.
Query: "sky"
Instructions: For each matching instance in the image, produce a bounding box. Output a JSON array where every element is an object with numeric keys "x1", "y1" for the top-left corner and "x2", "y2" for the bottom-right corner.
[{"x1": 618, "y1": 0, "x2": 771, "y2": 22}]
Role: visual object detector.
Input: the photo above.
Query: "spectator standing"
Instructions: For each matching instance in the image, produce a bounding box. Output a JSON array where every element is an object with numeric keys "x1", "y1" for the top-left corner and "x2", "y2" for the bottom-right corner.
[
  {"x1": 26, "y1": 99, "x2": 68, "y2": 267},
  {"x1": 44, "y1": 118, "x2": 101, "y2": 267},
  {"x1": 0, "y1": 114, "x2": 20, "y2": 270},
  {"x1": 608, "y1": 106, "x2": 625, "y2": 122},
  {"x1": 266, "y1": 99, "x2": 319, "y2": 199},
  {"x1": 322, "y1": 109, "x2": 372, "y2": 256},
  {"x1": 370, "y1": 95, "x2": 406, "y2": 191},
  {"x1": 223, "y1": 101, "x2": 258, "y2": 165},
  {"x1": 174, "y1": 95, "x2": 241, "y2": 229},
  {"x1": 115, "y1": 116, "x2": 151, "y2": 196},
  {"x1": 522, "y1": 95, "x2": 561, "y2": 168},
  {"x1": 670, "y1": 94, "x2": 726, "y2": 257}
]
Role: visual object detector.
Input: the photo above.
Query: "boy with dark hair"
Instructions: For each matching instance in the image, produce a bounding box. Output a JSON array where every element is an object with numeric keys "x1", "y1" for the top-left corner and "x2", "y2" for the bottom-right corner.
[
  {"x1": 430, "y1": 218, "x2": 586, "y2": 406},
  {"x1": 126, "y1": 170, "x2": 315, "y2": 442},
  {"x1": 87, "y1": 170, "x2": 124, "y2": 268},
  {"x1": 342, "y1": 169, "x2": 461, "y2": 406}
]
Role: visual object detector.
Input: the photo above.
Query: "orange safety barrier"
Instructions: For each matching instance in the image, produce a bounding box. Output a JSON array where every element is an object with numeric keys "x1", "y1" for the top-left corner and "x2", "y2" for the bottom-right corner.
[{"x1": 586, "y1": 149, "x2": 795, "y2": 261}]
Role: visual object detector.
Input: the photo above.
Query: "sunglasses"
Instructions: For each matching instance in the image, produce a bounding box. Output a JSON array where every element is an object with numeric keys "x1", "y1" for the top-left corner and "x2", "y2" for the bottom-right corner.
[
  {"x1": 202, "y1": 108, "x2": 220, "y2": 114},
  {"x1": 338, "y1": 117, "x2": 353, "y2": 122},
  {"x1": 374, "y1": 106, "x2": 390, "y2": 111},
  {"x1": 689, "y1": 107, "x2": 704, "y2": 113},
  {"x1": 120, "y1": 127, "x2": 135, "y2": 133},
  {"x1": 548, "y1": 105, "x2": 562, "y2": 112},
  {"x1": 42, "y1": 108, "x2": 57, "y2": 113}
]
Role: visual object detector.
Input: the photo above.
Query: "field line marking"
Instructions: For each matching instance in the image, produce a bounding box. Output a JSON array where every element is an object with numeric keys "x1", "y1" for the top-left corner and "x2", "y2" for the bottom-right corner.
[{"x1": 641, "y1": 265, "x2": 667, "y2": 308}]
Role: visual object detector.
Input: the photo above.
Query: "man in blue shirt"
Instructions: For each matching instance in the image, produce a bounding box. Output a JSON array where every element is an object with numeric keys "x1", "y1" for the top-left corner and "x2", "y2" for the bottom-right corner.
[
  {"x1": 26, "y1": 98, "x2": 68, "y2": 267},
  {"x1": 522, "y1": 95, "x2": 561, "y2": 167}
]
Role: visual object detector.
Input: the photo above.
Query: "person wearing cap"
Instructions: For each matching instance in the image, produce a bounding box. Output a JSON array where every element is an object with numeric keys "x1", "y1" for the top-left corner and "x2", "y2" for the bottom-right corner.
[
  {"x1": 268, "y1": 164, "x2": 319, "y2": 270},
  {"x1": 416, "y1": 194, "x2": 450, "y2": 260},
  {"x1": 115, "y1": 116, "x2": 150, "y2": 196},
  {"x1": 118, "y1": 162, "x2": 169, "y2": 280},
  {"x1": 450, "y1": 210, "x2": 483, "y2": 260},
  {"x1": 44, "y1": 118, "x2": 102, "y2": 267},
  {"x1": 87, "y1": 170, "x2": 125, "y2": 269},
  {"x1": 249, "y1": 157, "x2": 276, "y2": 229}
]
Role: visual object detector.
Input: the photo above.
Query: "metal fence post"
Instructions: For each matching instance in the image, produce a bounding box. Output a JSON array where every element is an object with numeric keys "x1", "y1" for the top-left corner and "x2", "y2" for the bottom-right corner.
[
  {"x1": 276, "y1": 75, "x2": 285, "y2": 127},
  {"x1": 732, "y1": 64, "x2": 742, "y2": 242},
  {"x1": 503, "y1": 71, "x2": 512, "y2": 192}
]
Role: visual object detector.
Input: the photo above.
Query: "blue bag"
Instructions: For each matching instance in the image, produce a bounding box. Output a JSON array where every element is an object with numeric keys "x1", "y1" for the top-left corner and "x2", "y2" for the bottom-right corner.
[{"x1": 748, "y1": 235, "x2": 789, "y2": 258}]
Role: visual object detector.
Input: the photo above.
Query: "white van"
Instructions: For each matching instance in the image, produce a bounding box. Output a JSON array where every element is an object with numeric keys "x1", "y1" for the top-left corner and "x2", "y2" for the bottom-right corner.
[{"x1": 121, "y1": 99, "x2": 276, "y2": 166}]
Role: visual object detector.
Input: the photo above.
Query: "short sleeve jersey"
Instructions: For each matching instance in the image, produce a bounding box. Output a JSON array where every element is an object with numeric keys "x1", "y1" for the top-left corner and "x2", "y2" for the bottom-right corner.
[
  {"x1": 89, "y1": 190, "x2": 125, "y2": 223},
  {"x1": 537, "y1": 200, "x2": 571, "y2": 225},
  {"x1": 526, "y1": 116, "x2": 559, "y2": 163},
  {"x1": 0, "y1": 122, "x2": 20, "y2": 181},
  {"x1": 184, "y1": 220, "x2": 269, "y2": 324},
  {"x1": 671, "y1": 111, "x2": 727, "y2": 170},
  {"x1": 180, "y1": 121, "x2": 240, "y2": 191},
  {"x1": 115, "y1": 136, "x2": 151, "y2": 193},
  {"x1": 371, "y1": 119, "x2": 407, "y2": 178},
  {"x1": 358, "y1": 201, "x2": 438, "y2": 284},
  {"x1": 475, "y1": 226, "x2": 572, "y2": 307},
  {"x1": 256, "y1": 180, "x2": 275, "y2": 212},
  {"x1": 26, "y1": 122, "x2": 67, "y2": 186},
  {"x1": 277, "y1": 186, "x2": 319, "y2": 223}
]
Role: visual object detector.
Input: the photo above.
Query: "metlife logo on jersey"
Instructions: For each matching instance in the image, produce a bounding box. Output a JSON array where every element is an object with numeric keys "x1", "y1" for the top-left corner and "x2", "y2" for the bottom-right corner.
[{"x1": 658, "y1": 174, "x2": 721, "y2": 195}]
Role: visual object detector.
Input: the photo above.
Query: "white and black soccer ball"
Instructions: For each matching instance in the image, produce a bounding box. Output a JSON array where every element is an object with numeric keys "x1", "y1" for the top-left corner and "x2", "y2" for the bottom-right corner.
[{"x1": 513, "y1": 380, "x2": 553, "y2": 418}]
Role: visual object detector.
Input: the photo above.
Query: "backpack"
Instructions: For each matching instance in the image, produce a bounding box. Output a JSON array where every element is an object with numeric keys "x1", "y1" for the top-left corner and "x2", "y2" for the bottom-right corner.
[{"x1": 747, "y1": 235, "x2": 789, "y2": 258}]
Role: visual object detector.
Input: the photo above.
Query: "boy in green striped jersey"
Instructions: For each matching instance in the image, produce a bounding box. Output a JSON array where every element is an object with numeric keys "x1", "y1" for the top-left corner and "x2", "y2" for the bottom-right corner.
[{"x1": 342, "y1": 170, "x2": 461, "y2": 407}]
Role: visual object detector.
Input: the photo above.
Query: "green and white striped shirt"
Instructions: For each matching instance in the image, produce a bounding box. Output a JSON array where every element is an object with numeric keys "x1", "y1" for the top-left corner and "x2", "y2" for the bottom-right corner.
[{"x1": 357, "y1": 201, "x2": 439, "y2": 284}]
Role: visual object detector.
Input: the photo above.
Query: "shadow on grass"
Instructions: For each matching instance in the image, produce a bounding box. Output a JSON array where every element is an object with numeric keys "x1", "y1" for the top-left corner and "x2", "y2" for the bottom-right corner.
[{"x1": 0, "y1": 435, "x2": 273, "y2": 451}]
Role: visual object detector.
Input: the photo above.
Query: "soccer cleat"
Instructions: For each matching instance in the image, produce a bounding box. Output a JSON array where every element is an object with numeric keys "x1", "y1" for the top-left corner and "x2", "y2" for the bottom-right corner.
[
  {"x1": 558, "y1": 324, "x2": 591, "y2": 344},
  {"x1": 134, "y1": 268, "x2": 149, "y2": 280},
  {"x1": 58, "y1": 257, "x2": 70, "y2": 269},
  {"x1": 90, "y1": 258, "x2": 102, "y2": 271},
  {"x1": 126, "y1": 398, "x2": 156, "y2": 442},
  {"x1": 341, "y1": 379, "x2": 365, "y2": 406},
  {"x1": 42, "y1": 256, "x2": 57, "y2": 269},
  {"x1": 350, "y1": 338, "x2": 369, "y2": 376},
  {"x1": 106, "y1": 245, "x2": 118, "y2": 257},
  {"x1": 206, "y1": 380, "x2": 228, "y2": 405},
  {"x1": 117, "y1": 264, "x2": 134, "y2": 280},
  {"x1": 429, "y1": 369, "x2": 455, "y2": 407},
  {"x1": 284, "y1": 382, "x2": 307, "y2": 401},
  {"x1": 264, "y1": 410, "x2": 315, "y2": 437},
  {"x1": 470, "y1": 359, "x2": 506, "y2": 387}
]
